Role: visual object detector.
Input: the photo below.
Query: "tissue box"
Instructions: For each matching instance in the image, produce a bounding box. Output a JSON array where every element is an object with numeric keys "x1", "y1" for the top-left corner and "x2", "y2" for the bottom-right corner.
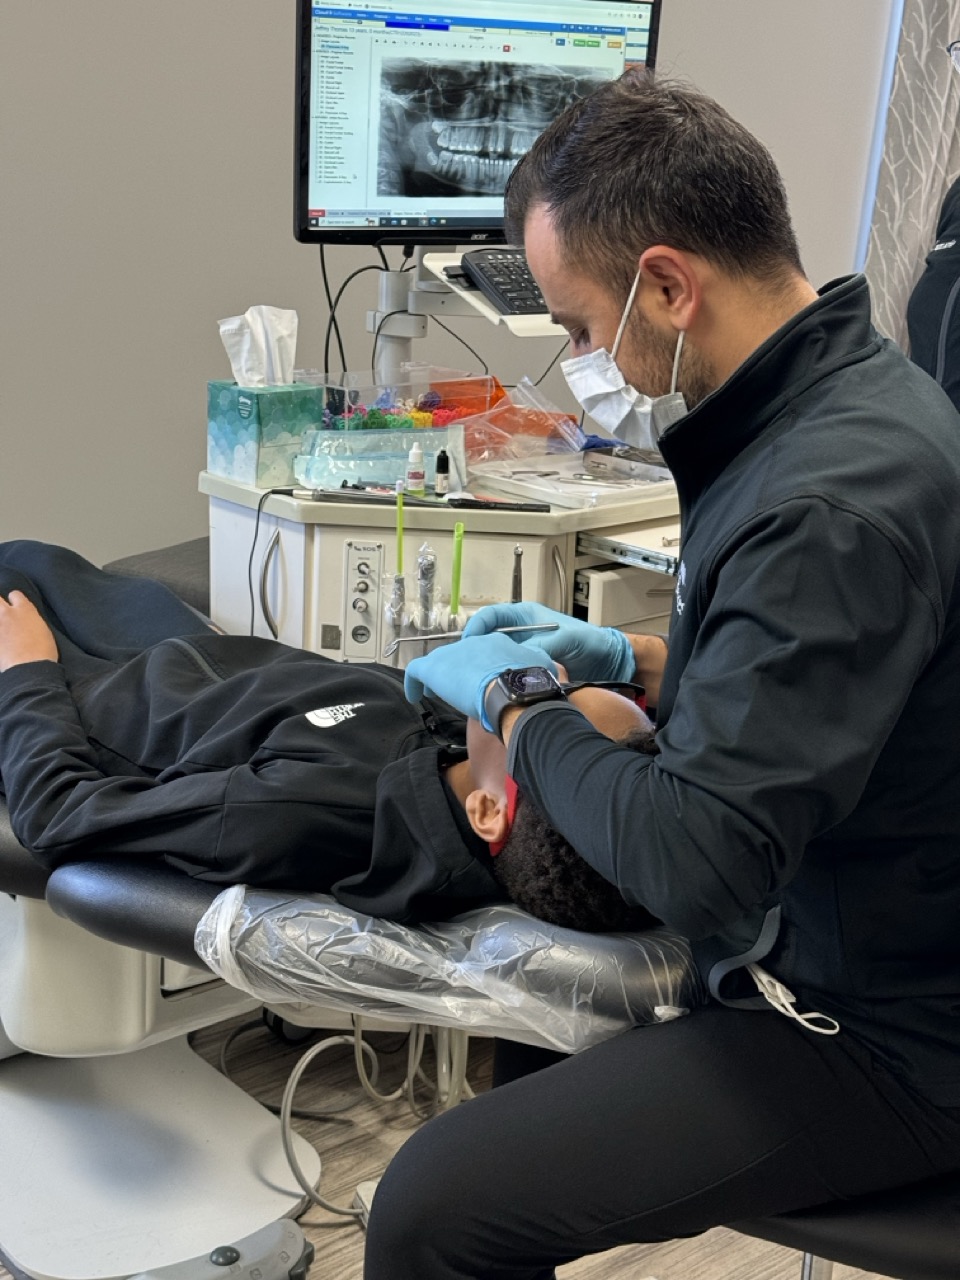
[{"x1": 207, "y1": 382, "x2": 325, "y2": 487}]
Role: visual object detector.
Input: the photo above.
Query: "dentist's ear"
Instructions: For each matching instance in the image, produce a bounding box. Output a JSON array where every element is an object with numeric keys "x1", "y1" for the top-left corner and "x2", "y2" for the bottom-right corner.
[
  {"x1": 637, "y1": 245, "x2": 703, "y2": 332},
  {"x1": 464, "y1": 789, "x2": 510, "y2": 847}
]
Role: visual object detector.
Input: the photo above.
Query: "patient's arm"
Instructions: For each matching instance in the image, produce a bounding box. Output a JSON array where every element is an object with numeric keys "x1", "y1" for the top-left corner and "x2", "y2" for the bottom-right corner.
[
  {"x1": 627, "y1": 632, "x2": 668, "y2": 708},
  {"x1": 0, "y1": 592, "x2": 58, "y2": 672},
  {"x1": 0, "y1": 654, "x2": 370, "y2": 886}
]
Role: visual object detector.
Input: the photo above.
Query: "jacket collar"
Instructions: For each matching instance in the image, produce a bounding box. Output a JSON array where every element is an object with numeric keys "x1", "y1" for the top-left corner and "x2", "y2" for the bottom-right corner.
[
  {"x1": 657, "y1": 275, "x2": 880, "y2": 496},
  {"x1": 937, "y1": 176, "x2": 960, "y2": 240}
]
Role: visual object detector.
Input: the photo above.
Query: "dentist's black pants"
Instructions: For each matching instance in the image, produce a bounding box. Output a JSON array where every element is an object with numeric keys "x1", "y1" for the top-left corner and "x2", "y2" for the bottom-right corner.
[{"x1": 363, "y1": 1005, "x2": 960, "y2": 1280}]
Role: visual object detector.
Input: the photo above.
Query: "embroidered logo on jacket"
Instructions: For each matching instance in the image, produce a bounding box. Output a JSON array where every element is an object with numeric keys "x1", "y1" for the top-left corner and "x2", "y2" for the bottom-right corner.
[
  {"x1": 934, "y1": 239, "x2": 957, "y2": 251},
  {"x1": 306, "y1": 703, "x2": 364, "y2": 728},
  {"x1": 675, "y1": 560, "x2": 687, "y2": 615}
]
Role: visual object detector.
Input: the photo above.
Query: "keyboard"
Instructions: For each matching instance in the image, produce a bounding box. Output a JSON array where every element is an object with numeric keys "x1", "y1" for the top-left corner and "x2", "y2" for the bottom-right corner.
[{"x1": 459, "y1": 248, "x2": 548, "y2": 316}]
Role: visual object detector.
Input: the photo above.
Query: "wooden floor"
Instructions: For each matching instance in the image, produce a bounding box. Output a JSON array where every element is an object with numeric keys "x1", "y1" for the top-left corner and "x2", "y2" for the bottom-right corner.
[{"x1": 0, "y1": 1014, "x2": 897, "y2": 1280}]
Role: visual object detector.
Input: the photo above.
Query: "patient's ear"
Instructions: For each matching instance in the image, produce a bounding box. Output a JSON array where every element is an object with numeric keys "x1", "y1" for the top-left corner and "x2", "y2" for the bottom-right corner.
[{"x1": 465, "y1": 789, "x2": 509, "y2": 847}]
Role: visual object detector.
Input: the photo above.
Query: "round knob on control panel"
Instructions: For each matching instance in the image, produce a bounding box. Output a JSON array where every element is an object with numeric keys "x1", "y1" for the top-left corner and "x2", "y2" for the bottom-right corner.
[
  {"x1": 355, "y1": 580, "x2": 370, "y2": 593},
  {"x1": 352, "y1": 598, "x2": 369, "y2": 614},
  {"x1": 356, "y1": 561, "x2": 371, "y2": 576}
]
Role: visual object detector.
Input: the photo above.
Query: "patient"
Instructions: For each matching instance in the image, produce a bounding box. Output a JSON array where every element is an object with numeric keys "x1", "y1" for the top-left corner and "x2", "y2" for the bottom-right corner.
[
  {"x1": 488, "y1": 724, "x2": 659, "y2": 932},
  {"x1": 0, "y1": 540, "x2": 657, "y2": 933}
]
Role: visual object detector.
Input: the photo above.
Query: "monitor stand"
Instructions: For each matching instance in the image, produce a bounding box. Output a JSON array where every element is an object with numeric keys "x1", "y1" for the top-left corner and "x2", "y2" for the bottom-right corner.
[
  {"x1": 367, "y1": 246, "x2": 563, "y2": 382},
  {"x1": 367, "y1": 246, "x2": 468, "y2": 382}
]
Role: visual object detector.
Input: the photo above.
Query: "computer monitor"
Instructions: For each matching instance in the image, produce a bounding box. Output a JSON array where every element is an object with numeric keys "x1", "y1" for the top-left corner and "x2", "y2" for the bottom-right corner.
[{"x1": 295, "y1": 0, "x2": 661, "y2": 246}]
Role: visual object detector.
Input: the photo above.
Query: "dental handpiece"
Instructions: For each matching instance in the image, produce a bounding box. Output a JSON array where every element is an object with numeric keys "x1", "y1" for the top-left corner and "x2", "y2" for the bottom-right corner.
[
  {"x1": 511, "y1": 545, "x2": 523, "y2": 603},
  {"x1": 417, "y1": 543, "x2": 438, "y2": 631}
]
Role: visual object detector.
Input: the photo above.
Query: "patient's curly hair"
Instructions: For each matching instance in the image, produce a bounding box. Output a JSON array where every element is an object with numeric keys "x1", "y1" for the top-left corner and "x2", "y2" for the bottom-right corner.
[{"x1": 492, "y1": 726, "x2": 661, "y2": 933}]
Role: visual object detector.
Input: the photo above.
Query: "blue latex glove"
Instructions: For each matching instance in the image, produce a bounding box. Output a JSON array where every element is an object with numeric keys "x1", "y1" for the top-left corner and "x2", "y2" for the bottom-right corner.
[
  {"x1": 404, "y1": 632, "x2": 557, "y2": 729},
  {"x1": 462, "y1": 602, "x2": 635, "y2": 683}
]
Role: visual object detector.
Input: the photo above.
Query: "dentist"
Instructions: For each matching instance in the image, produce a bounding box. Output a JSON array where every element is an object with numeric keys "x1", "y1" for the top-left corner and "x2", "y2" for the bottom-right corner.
[{"x1": 366, "y1": 74, "x2": 960, "y2": 1279}]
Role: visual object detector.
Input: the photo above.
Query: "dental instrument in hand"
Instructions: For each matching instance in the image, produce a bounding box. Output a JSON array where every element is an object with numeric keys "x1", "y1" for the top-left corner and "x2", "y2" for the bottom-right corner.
[{"x1": 382, "y1": 622, "x2": 559, "y2": 659}]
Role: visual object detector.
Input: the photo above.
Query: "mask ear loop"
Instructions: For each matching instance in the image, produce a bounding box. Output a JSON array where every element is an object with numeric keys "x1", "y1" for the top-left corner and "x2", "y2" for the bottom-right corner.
[
  {"x1": 610, "y1": 269, "x2": 643, "y2": 360},
  {"x1": 670, "y1": 331, "x2": 685, "y2": 395}
]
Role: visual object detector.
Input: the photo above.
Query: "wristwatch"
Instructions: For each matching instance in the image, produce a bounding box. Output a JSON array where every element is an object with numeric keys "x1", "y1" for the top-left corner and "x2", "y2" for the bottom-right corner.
[{"x1": 483, "y1": 667, "x2": 567, "y2": 741}]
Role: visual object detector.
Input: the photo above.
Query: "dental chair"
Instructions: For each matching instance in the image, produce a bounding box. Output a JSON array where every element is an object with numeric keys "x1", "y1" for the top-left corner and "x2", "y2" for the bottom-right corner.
[
  {"x1": 3, "y1": 834, "x2": 957, "y2": 1280},
  {"x1": 0, "y1": 800, "x2": 698, "y2": 1280},
  {"x1": 9, "y1": 841, "x2": 959, "y2": 1280},
  {"x1": 0, "y1": 806, "x2": 320, "y2": 1280},
  {"x1": 5, "y1": 805, "x2": 960, "y2": 1280}
]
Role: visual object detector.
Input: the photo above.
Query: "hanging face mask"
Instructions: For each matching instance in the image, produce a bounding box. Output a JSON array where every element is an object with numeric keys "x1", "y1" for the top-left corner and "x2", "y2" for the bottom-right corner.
[{"x1": 560, "y1": 269, "x2": 688, "y2": 452}]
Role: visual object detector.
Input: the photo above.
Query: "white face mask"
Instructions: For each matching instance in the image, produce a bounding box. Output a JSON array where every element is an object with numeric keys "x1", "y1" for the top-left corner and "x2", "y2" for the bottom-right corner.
[{"x1": 560, "y1": 269, "x2": 688, "y2": 452}]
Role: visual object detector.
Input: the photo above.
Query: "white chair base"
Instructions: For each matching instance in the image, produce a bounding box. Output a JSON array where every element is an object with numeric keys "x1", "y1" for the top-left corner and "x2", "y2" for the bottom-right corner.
[{"x1": 0, "y1": 1035, "x2": 320, "y2": 1280}]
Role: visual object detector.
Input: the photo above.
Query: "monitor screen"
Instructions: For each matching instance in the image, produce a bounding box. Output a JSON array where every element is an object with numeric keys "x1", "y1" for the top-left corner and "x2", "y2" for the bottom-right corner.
[{"x1": 295, "y1": 0, "x2": 661, "y2": 245}]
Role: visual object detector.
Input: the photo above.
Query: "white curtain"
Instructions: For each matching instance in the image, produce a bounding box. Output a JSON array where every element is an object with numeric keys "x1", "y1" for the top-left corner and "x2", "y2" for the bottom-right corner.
[{"x1": 865, "y1": 0, "x2": 960, "y2": 344}]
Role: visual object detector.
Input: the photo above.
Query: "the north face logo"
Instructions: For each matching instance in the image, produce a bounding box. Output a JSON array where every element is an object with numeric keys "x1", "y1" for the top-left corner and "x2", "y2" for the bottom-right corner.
[{"x1": 306, "y1": 703, "x2": 364, "y2": 728}]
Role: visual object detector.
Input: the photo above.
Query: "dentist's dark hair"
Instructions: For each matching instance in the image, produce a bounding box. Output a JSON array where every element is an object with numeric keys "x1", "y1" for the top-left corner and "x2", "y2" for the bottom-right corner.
[{"x1": 504, "y1": 73, "x2": 804, "y2": 298}]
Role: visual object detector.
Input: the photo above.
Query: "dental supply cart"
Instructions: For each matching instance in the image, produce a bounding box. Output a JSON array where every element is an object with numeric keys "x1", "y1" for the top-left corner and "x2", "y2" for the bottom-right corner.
[{"x1": 199, "y1": 472, "x2": 683, "y2": 655}]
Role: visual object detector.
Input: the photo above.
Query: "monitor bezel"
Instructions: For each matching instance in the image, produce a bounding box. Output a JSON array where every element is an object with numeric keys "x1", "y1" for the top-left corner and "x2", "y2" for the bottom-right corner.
[{"x1": 293, "y1": 0, "x2": 661, "y2": 246}]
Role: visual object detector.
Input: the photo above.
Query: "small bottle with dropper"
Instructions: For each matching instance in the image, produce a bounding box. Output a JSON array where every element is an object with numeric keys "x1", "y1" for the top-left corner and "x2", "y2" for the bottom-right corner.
[
  {"x1": 405, "y1": 440, "x2": 426, "y2": 497},
  {"x1": 434, "y1": 448, "x2": 449, "y2": 497}
]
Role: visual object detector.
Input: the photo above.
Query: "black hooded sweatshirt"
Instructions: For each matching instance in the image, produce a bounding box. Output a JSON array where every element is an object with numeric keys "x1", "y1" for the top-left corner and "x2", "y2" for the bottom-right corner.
[{"x1": 0, "y1": 542, "x2": 500, "y2": 924}]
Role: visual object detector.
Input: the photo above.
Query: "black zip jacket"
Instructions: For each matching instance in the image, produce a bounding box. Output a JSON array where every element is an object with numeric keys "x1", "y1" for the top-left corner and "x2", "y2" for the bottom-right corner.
[
  {"x1": 907, "y1": 176, "x2": 960, "y2": 413},
  {"x1": 0, "y1": 545, "x2": 499, "y2": 923},
  {"x1": 509, "y1": 276, "x2": 960, "y2": 1105}
]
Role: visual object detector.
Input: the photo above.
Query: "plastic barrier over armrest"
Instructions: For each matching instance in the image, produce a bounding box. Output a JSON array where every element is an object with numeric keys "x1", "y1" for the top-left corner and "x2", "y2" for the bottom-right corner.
[
  {"x1": 47, "y1": 861, "x2": 222, "y2": 969},
  {"x1": 196, "y1": 886, "x2": 704, "y2": 1054}
]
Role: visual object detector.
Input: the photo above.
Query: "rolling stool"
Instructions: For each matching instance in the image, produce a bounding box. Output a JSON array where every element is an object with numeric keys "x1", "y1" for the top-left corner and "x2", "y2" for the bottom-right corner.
[{"x1": 732, "y1": 1168, "x2": 960, "y2": 1279}]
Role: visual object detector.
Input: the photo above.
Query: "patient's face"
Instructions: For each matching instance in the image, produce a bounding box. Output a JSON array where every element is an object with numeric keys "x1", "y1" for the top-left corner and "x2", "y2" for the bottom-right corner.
[{"x1": 466, "y1": 685, "x2": 653, "y2": 783}]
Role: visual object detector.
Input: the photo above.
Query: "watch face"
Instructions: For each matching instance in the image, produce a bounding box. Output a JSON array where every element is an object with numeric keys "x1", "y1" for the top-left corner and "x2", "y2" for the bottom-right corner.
[{"x1": 505, "y1": 667, "x2": 557, "y2": 698}]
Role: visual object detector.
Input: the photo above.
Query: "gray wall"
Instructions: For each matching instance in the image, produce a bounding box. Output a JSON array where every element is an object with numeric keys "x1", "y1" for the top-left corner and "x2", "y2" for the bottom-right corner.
[
  {"x1": 658, "y1": 0, "x2": 900, "y2": 282},
  {"x1": 0, "y1": 1, "x2": 899, "y2": 564}
]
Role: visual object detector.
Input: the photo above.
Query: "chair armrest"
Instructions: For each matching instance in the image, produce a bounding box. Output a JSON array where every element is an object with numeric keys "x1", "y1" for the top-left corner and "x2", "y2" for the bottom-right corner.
[
  {"x1": 0, "y1": 805, "x2": 51, "y2": 899},
  {"x1": 46, "y1": 861, "x2": 222, "y2": 970}
]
